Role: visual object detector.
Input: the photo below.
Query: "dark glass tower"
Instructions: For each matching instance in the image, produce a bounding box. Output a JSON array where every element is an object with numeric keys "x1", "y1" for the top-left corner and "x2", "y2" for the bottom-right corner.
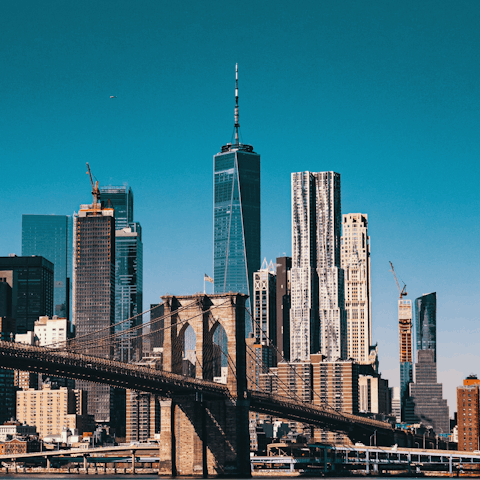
[
  {"x1": 22, "y1": 215, "x2": 72, "y2": 319},
  {"x1": 0, "y1": 256, "x2": 54, "y2": 333},
  {"x1": 100, "y1": 186, "x2": 143, "y2": 363},
  {"x1": 415, "y1": 292, "x2": 436, "y2": 362},
  {"x1": 213, "y1": 65, "x2": 260, "y2": 333}
]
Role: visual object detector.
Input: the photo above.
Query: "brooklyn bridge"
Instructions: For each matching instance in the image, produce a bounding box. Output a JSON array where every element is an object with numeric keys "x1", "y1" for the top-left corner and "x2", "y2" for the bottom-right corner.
[{"x1": 0, "y1": 292, "x2": 399, "y2": 477}]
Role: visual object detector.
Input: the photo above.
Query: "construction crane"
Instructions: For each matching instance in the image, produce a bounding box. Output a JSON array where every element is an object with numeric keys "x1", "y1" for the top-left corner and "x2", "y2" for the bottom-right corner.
[
  {"x1": 389, "y1": 261, "x2": 407, "y2": 299},
  {"x1": 86, "y1": 163, "x2": 100, "y2": 207}
]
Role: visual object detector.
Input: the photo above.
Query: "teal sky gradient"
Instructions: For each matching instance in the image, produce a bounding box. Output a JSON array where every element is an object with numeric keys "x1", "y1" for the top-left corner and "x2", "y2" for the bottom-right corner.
[{"x1": 1, "y1": 0, "x2": 479, "y2": 413}]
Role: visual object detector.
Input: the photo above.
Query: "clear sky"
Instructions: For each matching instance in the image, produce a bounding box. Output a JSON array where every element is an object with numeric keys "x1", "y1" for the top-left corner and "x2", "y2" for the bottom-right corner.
[{"x1": 1, "y1": 0, "x2": 479, "y2": 414}]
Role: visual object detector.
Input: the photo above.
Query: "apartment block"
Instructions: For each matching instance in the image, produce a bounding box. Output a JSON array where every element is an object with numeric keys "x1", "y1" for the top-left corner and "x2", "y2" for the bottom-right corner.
[
  {"x1": 457, "y1": 375, "x2": 480, "y2": 451},
  {"x1": 16, "y1": 384, "x2": 90, "y2": 438},
  {"x1": 126, "y1": 390, "x2": 160, "y2": 443}
]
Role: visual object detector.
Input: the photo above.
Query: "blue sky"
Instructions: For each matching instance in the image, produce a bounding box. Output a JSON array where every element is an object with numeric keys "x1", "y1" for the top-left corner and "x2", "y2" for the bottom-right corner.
[{"x1": 1, "y1": 0, "x2": 479, "y2": 413}]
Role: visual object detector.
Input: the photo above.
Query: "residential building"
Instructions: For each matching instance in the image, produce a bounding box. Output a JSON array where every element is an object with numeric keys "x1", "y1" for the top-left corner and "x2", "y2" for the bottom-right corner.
[
  {"x1": 341, "y1": 213, "x2": 372, "y2": 364},
  {"x1": 415, "y1": 292, "x2": 436, "y2": 362},
  {"x1": 457, "y1": 375, "x2": 480, "y2": 452},
  {"x1": 290, "y1": 171, "x2": 345, "y2": 361},
  {"x1": 399, "y1": 299, "x2": 413, "y2": 419},
  {"x1": 16, "y1": 384, "x2": 92, "y2": 438},
  {"x1": 73, "y1": 194, "x2": 117, "y2": 426},
  {"x1": 0, "y1": 256, "x2": 53, "y2": 334},
  {"x1": 22, "y1": 215, "x2": 72, "y2": 319},
  {"x1": 213, "y1": 65, "x2": 260, "y2": 336},
  {"x1": 391, "y1": 386, "x2": 401, "y2": 423},
  {"x1": 34, "y1": 315, "x2": 68, "y2": 347},
  {"x1": 406, "y1": 349, "x2": 449, "y2": 434},
  {"x1": 275, "y1": 256, "x2": 291, "y2": 363},
  {"x1": 100, "y1": 186, "x2": 143, "y2": 363},
  {"x1": 359, "y1": 375, "x2": 390, "y2": 414},
  {"x1": 0, "y1": 421, "x2": 37, "y2": 441}
]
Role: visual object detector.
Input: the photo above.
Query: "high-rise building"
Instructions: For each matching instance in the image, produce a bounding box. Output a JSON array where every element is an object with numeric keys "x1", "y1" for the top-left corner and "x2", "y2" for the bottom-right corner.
[
  {"x1": 253, "y1": 260, "x2": 276, "y2": 345},
  {"x1": 415, "y1": 292, "x2": 436, "y2": 362},
  {"x1": 100, "y1": 186, "x2": 143, "y2": 363},
  {"x1": 22, "y1": 215, "x2": 72, "y2": 319},
  {"x1": 290, "y1": 171, "x2": 345, "y2": 361},
  {"x1": 341, "y1": 214, "x2": 372, "y2": 363},
  {"x1": 457, "y1": 375, "x2": 480, "y2": 452},
  {"x1": 0, "y1": 256, "x2": 54, "y2": 334},
  {"x1": 406, "y1": 349, "x2": 449, "y2": 434},
  {"x1": 73, "y1": 196, "x2": 116, "y2": 425},
  {"x1": 275, "y1": 256, "x2": 291, "y2": 362},
  {"x1": 399, "y1": 299, "x2": 413, "y2": 418},
  {"x1": 213, "y1": 65, "x2": 260, "y2": 335}
]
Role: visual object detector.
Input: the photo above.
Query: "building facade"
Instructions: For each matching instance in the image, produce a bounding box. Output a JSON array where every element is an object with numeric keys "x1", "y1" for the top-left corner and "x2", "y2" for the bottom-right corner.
[
  {"x1": 253, "y1": 260, "x2": 276, "y2": 345},
  {"x1": 406, "y1": 349, "x2": 449, "y2": 434},
  {"x1": 213, "y1": 66, "x2": 260, "y2": 336},
  {"x1": 73, "y1": 199, "x2": 116, "y2": 425},
  {"x1": 415, "y1": 292, "x2": 436, "y2": 362},
  {"x1": 100, "y1": 186, "x2": 143, "y2": 363},
  {"x1": 341, "y1": 213, "x2": 372, "y2": 363},
  {"x1": 275, "y1": 256, "x2": 291, "y2": 362},
  {"x1": 0, "y1": 256, "x2": 54, "y2": 334},
  {"x1": 290, "y1": 171, "x2": 345, "y2": 361},
  {"x1": 457, "y1": 375, "x2": 480, "y2": 452},
  {"x1": 22, "y1": 215, "x2": 72, "y2": 320},
  {"x1": 399, "y1": 299, "x2": 413, "y2": 418},
  {"x1": 16, "y1": 384, "x2": 89, "y2": 438}
]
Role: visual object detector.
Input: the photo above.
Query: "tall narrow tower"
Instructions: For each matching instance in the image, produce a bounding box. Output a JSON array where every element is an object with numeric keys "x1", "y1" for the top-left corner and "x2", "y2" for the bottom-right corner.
[
  {"x1": 290, "y1": 171, "x2": 345, "y2": 361},
  {"x1": 341, "y1": 213, "x2": 372, "y2": 363},
  {"x1": 73, "y1": 168, "x2": 116, "y2": 426},
  {"x1": 213, "y1": 65, "x2": 260, "y2": 333}
]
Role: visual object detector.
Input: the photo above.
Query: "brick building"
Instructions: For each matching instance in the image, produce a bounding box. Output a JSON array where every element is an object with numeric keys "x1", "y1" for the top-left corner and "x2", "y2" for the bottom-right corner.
[{"x1": 457, "y1": 375, "x2": 480, "y2": 452}]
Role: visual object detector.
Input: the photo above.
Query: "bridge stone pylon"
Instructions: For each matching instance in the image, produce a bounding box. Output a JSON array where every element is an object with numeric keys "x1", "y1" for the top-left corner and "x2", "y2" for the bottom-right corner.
[{"x1": 158, "y1": 292, "x2": 250, "y2": 477}]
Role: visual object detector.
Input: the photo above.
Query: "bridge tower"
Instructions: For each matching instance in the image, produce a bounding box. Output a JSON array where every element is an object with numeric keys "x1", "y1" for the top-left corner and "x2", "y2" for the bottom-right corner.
[{"x1": 158, "y1": 292, "x2": 250, "y2": 477}]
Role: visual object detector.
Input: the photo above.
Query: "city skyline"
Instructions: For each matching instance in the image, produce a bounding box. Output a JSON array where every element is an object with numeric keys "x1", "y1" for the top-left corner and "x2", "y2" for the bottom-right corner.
[{"x1": 1, "y1": 0, "x2": 479, "y2": 413}]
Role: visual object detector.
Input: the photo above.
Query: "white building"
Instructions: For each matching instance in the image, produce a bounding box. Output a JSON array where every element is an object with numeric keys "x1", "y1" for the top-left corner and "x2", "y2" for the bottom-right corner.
[
  {"x1": 0, "y1": 422, "x2": 37, "y2": 442},
  {"x1": 34, "y1": 316, "x2": 68, "y2": 347},
  {"x1": 290, "y1": 171, "x2": 345, "y2": 361},
  {"x1": 253, "y1": 259, "x2": 276, "y2": 344},
  {"x1": 341, "y1": 214, "x2": 372, "y2": 363}
]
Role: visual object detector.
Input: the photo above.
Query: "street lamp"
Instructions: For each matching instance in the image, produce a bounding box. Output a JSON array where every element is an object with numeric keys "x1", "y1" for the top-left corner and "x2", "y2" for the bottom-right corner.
[{"x1": 370, "y1": 430, "x2": 377, "y2": 447}]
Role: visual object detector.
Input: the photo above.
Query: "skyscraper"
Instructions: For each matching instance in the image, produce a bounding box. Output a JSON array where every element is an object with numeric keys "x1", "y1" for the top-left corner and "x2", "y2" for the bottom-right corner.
[
  {"x1": 399, "y1": 298, "x2": 413, "y2": 418},
  {"x1": 0, "y1": 256, "x2": 54, "y2": 333},
  {"x1": 22, "y1": 215, "x2": 72, "y2": 319},
  {"x1": 213, "y1": 65, "x2": 260, "y2": 332},
  {"x1": 100, "y1": 186, "x2": 143, "y2": 363},
  {"x1": 290, "y1": 171, "x2": 345, "y2": 361},
  {"x1": 415, "y1": 292, "x2": 436, "y2": 361},
  {"x1": 275, "y1": 256, "x2": 291, "y2": 362},
  {"x1": 73, "y1": 193, "x2": 115, "y2": 424},
  {"x1": 341, "y1": 213, "x2": 372, "y2": 363}
]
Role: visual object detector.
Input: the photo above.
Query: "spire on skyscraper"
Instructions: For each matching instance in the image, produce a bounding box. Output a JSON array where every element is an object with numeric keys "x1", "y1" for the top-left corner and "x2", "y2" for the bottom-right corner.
[{"x1": 234, "y1": 63, "x2": 240, "y2": 145}]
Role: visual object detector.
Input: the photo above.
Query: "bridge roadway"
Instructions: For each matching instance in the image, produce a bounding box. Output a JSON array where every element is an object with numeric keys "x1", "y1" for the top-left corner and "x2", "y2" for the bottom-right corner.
[{"x1": 0, "y1": 340, "x2": 393, "y2": 437}]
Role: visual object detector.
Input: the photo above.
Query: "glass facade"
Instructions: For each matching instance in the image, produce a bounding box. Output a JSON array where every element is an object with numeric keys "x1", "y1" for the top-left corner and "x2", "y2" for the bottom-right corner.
[
  {"x1": 213, "y1": 146, "x2": 260, "y2": 334},
  {"x1": 22, "y1": 215, "x2": 72, "y2": 319},
  {"x1": 415, "y1": 292, "x2": 436, "y2": 362},
  {"x1": 100, "y1": 186, "x2": 143, "y2": 362},
  {"x1": 0, "y1": 256, "x2": 54, "y2": 333}
]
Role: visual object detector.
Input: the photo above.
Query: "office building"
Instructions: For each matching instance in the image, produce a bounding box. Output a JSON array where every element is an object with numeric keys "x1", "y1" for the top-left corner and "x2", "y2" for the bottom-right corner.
[
  {"x1": 415, "y1": 292, "x2": 436, "y2": 362},
  {"x1": 341, "y1": 214, "x2": 372, "y2": 363},
  {"x1": 275, "y1": 256, "x2": 291, "y2": 362},
  {"x1": 290, "y1": 171, "x2": 345, "y2": 361},
  {"x1": 398, "y1": 299, "x2": 413, "y2": 418},
  {"x1": 73, "y1": 193, "x2": 116, "y2": 425},
  {"x1": 16, "y1": 384, "x2": 92, "y2": 438},
  {"x1": 457, "y1": 375, "x2": 480, "y2": 452},
  {"x1": 0, "y1": 256, "x2": 53, "y2": 334},
  {"x1": 406, "y1": 349, "x2": 449, "y2": 434},
  {"x1": 213, "y1": 65, "x2": 260, "y2": 335},
  {"x1": 100, "y1": 186, "x2": 143, "y2": 363},
  {"x1": 358, "y1": 375, "x2": 390, "y2": 414},
  {"x1": 114, "y1": 224, "x2": 143, "y2": 362},
  {"x1": 253, "y1": 260, "x2": 276, "y2": 344},
  {"x1": 22, "y1": 215, "x2": 72, "y2": 319}
]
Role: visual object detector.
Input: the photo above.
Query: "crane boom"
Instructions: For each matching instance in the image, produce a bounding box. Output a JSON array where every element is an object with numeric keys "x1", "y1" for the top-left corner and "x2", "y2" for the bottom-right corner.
[
  {"x1": 86, "y1": 163, "x2": 100, "y2": 206},
  {"x1": 389, "y1": 261, "x2": 407, "y2": 299}
]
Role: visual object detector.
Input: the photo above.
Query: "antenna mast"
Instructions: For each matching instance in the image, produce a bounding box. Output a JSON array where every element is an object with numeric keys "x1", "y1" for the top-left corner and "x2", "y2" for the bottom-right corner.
[{"x1": 234, "y1": 63, "x2": 240, "y2": 145}]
